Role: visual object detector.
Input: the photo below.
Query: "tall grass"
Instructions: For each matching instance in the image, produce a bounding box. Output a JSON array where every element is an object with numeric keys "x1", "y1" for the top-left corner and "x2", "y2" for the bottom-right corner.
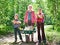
[{"x1": 45, "y1": 25, "x2": 60, "y2": 45}]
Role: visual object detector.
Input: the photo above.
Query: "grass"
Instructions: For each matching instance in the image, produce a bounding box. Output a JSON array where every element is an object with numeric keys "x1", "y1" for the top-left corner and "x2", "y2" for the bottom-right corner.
[
  {"x1": 0, "y1": 24, "x2": 14, "y2": 36},
  {"x1": 45, "y1": 25, "x2": 60, "y2": 45}
]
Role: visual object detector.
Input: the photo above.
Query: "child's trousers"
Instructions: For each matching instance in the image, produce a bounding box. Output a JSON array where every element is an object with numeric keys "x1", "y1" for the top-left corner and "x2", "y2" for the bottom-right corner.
[
  {"x1": 14, "y1": 28, "x2": 22, "y2": 41},
  {"x1": 37, "y1": 22, "x2": 46, "y2": 43}
]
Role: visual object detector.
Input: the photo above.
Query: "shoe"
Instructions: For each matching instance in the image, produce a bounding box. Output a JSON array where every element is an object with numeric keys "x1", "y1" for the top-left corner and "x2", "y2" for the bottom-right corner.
[
  {"x1": 15, "y1": 40, "x2": 17, "y2": 42},
  {"x1": 38, "y1": 42, "x2": 41, "y2": 45},
  {"x1": 13, "y1": 41, "x2": 17, "y2": 44},
  {"x1": 21, "y1": 40, "x2": 23, "y2": 42},
  {"x1": 43, "y1": 40, "x2": 47, "y2": 45},
  {"x1": 35, "y1": 41, "x2": 38, "y2": 43},
  {"x1": 39, "y1": 40, "x2": 41, "y2": 43},
  {"x1": 43, "y1": 42, "x2": 48, "y2": 45}
]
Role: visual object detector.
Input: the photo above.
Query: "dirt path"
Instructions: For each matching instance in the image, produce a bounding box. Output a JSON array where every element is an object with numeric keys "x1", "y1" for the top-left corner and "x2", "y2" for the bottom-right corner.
[
  {"x1": 0, "y1": 34, "x2": 36, "y2": 45},
  {"x1": 0, "y1": 28, "x2": 38, "y2": 45},
  {"x1": 0, "y1": 31, "x2": 51, "y2": 45},
  {"x1": 0, "y1": 26, "x2": 57, "y2": 45}
]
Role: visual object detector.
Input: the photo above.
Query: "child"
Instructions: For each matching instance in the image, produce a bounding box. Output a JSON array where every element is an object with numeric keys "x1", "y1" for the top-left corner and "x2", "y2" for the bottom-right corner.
[
  {"x1": 12, "y1": 14, "x2": 23, "y2": 43},
  {"x1": 24, "y1": 5, "x2": 36, "y2": 42},
  {"x1": 37, "y1": 8, "x2": 46, "y2": 44}
]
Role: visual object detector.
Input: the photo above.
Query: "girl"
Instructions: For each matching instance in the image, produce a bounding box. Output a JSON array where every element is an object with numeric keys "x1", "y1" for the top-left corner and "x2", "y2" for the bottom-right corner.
[
  {"x1": 24, "y1": 5, "x2": 36, "y2": 42},
  {"x1": 37, "y1": 8, "x2": 46, "y2": 44}
]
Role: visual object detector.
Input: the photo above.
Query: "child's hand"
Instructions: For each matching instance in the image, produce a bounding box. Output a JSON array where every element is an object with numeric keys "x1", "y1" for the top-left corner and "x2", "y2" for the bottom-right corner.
[
  {"x1": 37, "y1": 15, "x2": 42, "y2": 18},
  {"x1": 16, "y1": 21, "x2": 21, "y2": 24},
  {"x1": 12, "y1": 20, "x2": 17, "y2": 24}
]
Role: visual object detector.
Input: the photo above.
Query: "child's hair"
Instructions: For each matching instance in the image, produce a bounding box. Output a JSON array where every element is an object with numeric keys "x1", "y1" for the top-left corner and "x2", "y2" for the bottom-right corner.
[
  {"x1": 38, "y1": 8, "x2": 43, "y2": 13},
  {"x1": 28, "y1": 5, "x2": 33, "y2": 11},
  {"x1": 38, "y1": 8, "x2": 42, "y2": 11},
  {"x1": 14, "y1": 13, "x2": 18, "y2": 17}
]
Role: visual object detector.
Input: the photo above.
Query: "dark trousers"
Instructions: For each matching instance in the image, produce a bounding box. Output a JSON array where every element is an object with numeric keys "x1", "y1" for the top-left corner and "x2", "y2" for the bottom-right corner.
[
  {"x1": 14, "y1": 28, "x2": 22, "y2": 41},
  {"x1": 37, "y1": 22, "x2": 46, "y2": 43}
]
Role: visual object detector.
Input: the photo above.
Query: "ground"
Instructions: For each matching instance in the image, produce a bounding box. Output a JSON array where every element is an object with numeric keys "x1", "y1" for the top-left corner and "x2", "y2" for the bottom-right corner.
[
  {"x1": 0, "y1": 26, "x2": 40, "y2": 45},
  {"x1": 0, "y1": 30, "x2": 38, "y2": 45},
  {"x1": 0, "y1": 25, "x2": 60, "y2": 45}
]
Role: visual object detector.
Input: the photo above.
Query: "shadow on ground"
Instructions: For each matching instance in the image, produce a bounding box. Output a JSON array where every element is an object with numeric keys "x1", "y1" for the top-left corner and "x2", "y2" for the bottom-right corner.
[{"x1": 9, "y1": 42, "x2": 35, "y2": 45}]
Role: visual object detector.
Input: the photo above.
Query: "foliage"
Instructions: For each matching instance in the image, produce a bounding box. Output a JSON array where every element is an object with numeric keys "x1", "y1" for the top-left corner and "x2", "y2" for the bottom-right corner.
[{"x1": 0, "y1": 0, "x2": 60, "y2": 32}]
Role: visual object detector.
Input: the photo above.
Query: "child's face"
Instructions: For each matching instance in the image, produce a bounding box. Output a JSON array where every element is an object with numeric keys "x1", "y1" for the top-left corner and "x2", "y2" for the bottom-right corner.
[
  {"x1": 29, "y1": 6, "x2": 32, "y2": 10},
  {"x1": 38, "y1": 9, "x2": 42, "y2": 13},
  {"x1": 14, "y1": 15, "x2": 18, "y2": 19}
]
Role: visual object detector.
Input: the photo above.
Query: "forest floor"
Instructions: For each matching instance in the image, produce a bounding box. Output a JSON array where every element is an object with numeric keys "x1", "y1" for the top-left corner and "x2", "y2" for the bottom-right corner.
[{"x1": 0, "y1": 25, "x2": 60, "y2": 45}]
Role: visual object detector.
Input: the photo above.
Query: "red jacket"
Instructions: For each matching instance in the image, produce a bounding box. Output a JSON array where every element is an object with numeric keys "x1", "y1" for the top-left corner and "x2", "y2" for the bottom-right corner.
[{"x1": 24, "y1": 10, "x2": 37, "y2": 23}]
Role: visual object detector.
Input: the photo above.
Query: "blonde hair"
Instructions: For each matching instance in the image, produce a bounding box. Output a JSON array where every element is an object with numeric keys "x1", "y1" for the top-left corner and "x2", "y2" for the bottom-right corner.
[
  {"x1": 28, "y1": 5, "x2": 33, "y2": 11},
  {"x1": 38, "y1": 8, "x2": 42, "y2": 13},
  {"x1": 14, "y1": 13, "x2": 18, "y2": 18},
  {"x1": 15, "y1": 13, "x2": 18, "y2": 16}
]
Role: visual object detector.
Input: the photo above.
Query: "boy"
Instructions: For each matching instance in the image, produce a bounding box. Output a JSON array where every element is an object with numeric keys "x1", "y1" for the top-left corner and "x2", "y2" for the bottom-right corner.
[{"x1": 12, "y1": 14, "x2": 23, "y2": 43}]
